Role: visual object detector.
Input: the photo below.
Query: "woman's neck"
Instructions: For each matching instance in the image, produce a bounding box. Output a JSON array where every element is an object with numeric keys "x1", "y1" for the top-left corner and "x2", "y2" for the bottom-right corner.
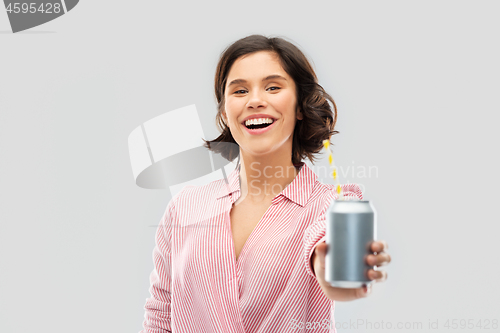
[{"x1": 237, "y1": 153, "x2": 301, "y2": 204}]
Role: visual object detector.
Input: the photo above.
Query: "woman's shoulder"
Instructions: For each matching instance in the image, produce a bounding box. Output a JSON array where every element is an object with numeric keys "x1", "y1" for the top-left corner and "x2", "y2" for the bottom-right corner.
[
  {"x1": 167, "y1": 177, "x2": 230, "y2": 224},
  {"x1": 305, "y1": 181, "x2": 364, "y2": 219},
  {"x1": 171, "y1": 176, "x2": 230, "y2": 204},
  {"x1": 312, "y1": 179, "x2": 364, "y2": 201}
]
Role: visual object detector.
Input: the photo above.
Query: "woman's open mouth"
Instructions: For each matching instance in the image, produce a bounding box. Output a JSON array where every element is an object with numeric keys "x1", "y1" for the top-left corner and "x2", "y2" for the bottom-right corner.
[{"x1": 242, "y1": 118, "x2": 276, "y2": 135}]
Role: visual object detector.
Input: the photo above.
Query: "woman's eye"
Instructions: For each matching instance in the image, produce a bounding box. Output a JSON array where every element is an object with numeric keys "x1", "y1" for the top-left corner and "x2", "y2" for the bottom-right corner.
[{"x1": 233, "y1": 87, "x2": 280, "y2": 94}]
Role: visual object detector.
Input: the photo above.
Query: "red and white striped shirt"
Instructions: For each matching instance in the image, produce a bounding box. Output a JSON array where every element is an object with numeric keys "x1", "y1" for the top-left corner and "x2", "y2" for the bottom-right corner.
[{"x1": 140, "y1": 162, "x2": 363, "y2": 333}]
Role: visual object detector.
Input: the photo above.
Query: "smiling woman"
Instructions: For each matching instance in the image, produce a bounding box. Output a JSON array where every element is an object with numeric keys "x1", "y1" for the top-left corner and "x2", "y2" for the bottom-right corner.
[
  {"x1": 139, "y1": 34, "x2": 391, "y2": 333},
  {"x1": 204, "y1": 34, "x2": 339, "y2": 166}
]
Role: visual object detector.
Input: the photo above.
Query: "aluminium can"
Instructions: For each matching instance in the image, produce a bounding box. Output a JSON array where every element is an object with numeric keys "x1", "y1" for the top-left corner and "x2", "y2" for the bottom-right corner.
[{"x1": 325, "y1": 200, "x2": 377, "y2": 288}]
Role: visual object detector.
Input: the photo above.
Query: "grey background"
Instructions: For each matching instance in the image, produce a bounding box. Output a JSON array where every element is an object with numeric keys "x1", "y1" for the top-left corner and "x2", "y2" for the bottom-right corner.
[{"x1": 1, "y1": 1, "x2": 499, "y2": 332}]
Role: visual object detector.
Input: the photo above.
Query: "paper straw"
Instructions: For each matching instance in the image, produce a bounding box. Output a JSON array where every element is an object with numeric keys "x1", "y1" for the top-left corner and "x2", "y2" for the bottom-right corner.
[{"x1": 322, "y1": 140, "x2": 344, "y2": 200}]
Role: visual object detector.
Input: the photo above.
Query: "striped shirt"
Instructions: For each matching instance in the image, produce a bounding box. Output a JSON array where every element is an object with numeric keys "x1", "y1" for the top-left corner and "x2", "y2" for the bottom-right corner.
[{"x1": 140, "y1": 161, "x2": 363, "y2": 333}]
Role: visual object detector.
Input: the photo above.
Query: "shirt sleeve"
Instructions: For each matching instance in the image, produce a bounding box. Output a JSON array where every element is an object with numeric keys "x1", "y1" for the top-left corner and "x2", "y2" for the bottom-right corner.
[
  {"x1": 303, "y1": 184, "x2": 364, "y2": 279},
  {"x1": 140, "y1": 196, "x2": 177, "y2": 333}
]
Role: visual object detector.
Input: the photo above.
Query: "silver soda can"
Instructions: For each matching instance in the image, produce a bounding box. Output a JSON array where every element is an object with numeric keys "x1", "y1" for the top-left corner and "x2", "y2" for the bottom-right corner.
[{"x1": 325, "y1": 200, "x2": 377, "y2": 288}]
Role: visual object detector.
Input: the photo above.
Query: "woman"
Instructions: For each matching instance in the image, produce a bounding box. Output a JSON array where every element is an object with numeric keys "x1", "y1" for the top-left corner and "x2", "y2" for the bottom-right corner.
[{"x1": 140, "y1": 34, "x2": 391, "y2": 333}]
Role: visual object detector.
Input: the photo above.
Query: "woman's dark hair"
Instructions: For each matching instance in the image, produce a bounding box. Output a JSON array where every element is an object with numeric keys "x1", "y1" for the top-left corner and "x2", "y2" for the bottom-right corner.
[{"x1": 202, "y1": 34, "x2": 338, "y2": 165}]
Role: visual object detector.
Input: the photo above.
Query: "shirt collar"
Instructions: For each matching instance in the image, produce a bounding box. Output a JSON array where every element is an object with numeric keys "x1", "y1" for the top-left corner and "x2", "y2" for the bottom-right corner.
[
  {"x1": 216, "y1": 161, "x2": 318, "y2": 207},
  {"x1": 216, "y1": 164, "x2": 241, "y2": 199}
]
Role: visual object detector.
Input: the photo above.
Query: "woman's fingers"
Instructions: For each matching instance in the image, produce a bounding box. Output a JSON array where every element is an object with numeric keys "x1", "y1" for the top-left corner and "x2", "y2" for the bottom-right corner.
[
  {"x1": 314, "y1": 242, "x2": 374, "y2": 301},
  {"x1": 368, "y1": 240, "x2": 391, "y2": 268},
  {"x1": 314, "y1": 241, "x2": 391, "y2": 301},
  {"x1": 367, "y1": 252, "x2": 391, "y2": 267},
  {"x1": 371, "y1": 240, "x2": 389, "y2": 253},
  {"x1": 368, "y1": 269, "x2": 388, "y2": 283}
]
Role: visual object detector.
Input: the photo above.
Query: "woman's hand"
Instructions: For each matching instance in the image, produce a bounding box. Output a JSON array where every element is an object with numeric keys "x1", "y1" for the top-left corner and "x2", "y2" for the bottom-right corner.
[{"x1": 311, "y1": 240, "x2": 391, "y2": 301}]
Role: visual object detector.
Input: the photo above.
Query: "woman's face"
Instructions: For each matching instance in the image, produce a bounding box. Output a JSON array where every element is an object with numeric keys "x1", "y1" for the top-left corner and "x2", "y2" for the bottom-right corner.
[{"x1": 222, "y1": 51, "x2": 303, "y2": 162}]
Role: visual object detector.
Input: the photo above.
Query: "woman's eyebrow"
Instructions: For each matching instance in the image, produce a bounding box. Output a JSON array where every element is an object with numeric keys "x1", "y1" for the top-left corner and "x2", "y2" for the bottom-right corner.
[{"x1": 227, "y1": 74, "x2": 287, "y2": 88}]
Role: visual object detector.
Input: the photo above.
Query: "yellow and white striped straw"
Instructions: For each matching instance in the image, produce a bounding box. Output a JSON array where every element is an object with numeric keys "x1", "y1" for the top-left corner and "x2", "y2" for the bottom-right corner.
[{"x1": 323, "y1": 139, "x2": 344, "y2": 200}]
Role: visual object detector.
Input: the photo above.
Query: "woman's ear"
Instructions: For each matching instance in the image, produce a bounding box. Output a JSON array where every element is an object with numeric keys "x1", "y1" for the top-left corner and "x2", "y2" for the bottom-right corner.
[
  {"x1": 296, "y1": 108, "x2": 304, "y2": 121},
  {"x1": 222, "y1": 112, "x2": 228, "y2": 126}
]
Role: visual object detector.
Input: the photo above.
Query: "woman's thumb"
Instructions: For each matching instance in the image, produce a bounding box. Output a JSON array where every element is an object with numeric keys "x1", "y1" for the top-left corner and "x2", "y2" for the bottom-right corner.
[{"x1": 316, "y1": 242, "x2": 328, "y2": 258}]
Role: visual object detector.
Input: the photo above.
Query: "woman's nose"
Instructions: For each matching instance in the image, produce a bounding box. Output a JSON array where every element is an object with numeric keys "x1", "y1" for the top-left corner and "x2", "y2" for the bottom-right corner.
[{"x1": 246, "y1": 90, "x2": 268, "y2": 109}]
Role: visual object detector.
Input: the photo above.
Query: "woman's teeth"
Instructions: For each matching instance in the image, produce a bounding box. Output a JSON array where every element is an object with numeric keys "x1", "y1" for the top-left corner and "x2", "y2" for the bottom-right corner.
[{"x1": 244, "y1": 118, "x2": 274, "y2": 128}]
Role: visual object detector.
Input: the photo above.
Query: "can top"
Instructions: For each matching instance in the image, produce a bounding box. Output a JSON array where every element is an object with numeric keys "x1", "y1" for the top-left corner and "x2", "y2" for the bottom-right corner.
[{"x1": 329, "y1": 200, "x2": 375, "y2": 214}]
